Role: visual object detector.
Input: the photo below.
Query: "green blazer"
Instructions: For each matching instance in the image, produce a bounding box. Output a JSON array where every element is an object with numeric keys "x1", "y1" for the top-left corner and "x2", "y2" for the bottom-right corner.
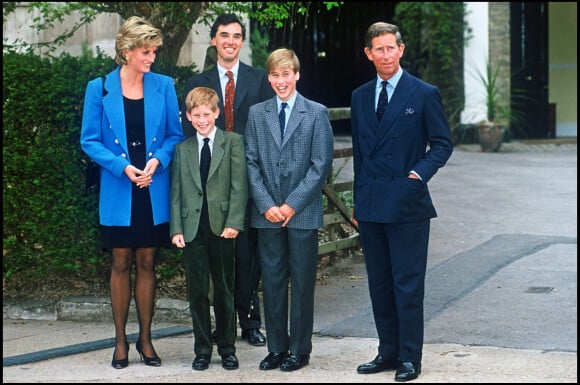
[{"x1": 170, "y1": 128, "x2": 248, "y2": 242}]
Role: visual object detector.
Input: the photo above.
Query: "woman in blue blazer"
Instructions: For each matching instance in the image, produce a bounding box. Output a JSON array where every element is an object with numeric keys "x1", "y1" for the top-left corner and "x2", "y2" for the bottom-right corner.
[{"x1": 80, "y1": 16, "x2": 184, "y2": 369}]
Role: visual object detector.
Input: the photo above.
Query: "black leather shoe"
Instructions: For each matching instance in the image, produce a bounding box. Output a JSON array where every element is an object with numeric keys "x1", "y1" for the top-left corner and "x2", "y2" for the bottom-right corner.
[
  {"x1": 241, "y1": 328, "x2": 266, "y2": 346},
  {"x1": 259, "y1": 352, "x2": 288, "y2": 370},
  {"x1": 395, "y1": 361, "x2": 421, "y2": 382},
  {"x1": 111, "y1": 340, "x2": 129, "y2": 369},
  {"x1": 221, "y1": 352, "x2": 239, "y2": 370},
  {"x1": 211, "y1": 329, "x2": 217, "y2": 345},
  {"x1": 192, "y1": 354, "x2": 211, "y2": 371},
  {"x1": 136, "y1": 340, "x2": 161, "y2": 367},
  {"x1": 280, "y1": 353, "x2": 310, "y2": 372},
  {"x1": 357, "y1": 354, "x2": 399, "y2": 374}
]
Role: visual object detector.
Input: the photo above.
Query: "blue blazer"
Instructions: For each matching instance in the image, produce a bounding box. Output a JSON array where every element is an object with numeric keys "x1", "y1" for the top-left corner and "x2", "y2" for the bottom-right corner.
[
  {"x1": 80, "y1": 67, "x2": 184, "y2": 226},
  {"x1": 351, "y1": 70, "x2": 453, "y2": 224},
  {"x1": 245, "y1": 93, "x2": 334, "y2": 229}
]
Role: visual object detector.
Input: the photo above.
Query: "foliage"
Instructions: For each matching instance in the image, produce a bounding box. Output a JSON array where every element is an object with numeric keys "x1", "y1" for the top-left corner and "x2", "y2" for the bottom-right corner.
[
  {"x1": 151, "y1": 57, "x2": 199, "y2": 103},
  {"x1": 2, "y1": 48, "x2": 197, "y2": 286},
  {"x1": 3, "y1": 2, "x2": 342, "y2": 67},
  {"x1": 477, "y1": 58, "x2": 504, "y2": 123},
  {"x1": 3, "y1": 49, "x2": 107, "y2": 281},
  {"x1": 249, "y1": 28, "x2": 270, "y2": 70},
  {"x1": 471, "y1": 57, "x2": 530, "y2": 132},
  {"x1": 393, "y1": 2, "x2": 471, "y2": 131}
]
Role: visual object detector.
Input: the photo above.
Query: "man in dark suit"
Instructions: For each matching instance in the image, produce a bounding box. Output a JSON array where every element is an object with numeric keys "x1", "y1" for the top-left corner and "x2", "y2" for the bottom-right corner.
[
  {"x1": 245, "y1": 48, "x2": 334, "y2": 372},
  {"x1": 181, "y1": 13, "x2": 274, "y2": 347},
  {"x1": 351, "y1": 22, "x2": 453, "y2": 382}
]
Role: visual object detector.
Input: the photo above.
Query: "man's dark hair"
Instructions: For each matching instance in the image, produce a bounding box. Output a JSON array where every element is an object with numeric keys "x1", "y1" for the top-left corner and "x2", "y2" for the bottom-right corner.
[{"x1": 210, "y1": 13, "x2": 246, "y2": 40}]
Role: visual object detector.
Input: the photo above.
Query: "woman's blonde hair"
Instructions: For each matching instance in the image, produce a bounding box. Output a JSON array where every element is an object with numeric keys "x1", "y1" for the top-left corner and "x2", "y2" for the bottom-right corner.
[{"x1": 115, "y1": 16, "x2": 163, "y2": 66}]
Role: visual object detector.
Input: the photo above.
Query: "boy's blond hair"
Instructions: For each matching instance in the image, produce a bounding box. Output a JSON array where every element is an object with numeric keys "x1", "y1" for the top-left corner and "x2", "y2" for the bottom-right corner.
[
  {"x1": 185, "y1": 87, "x2": 220, "y2": 113},
  {"x1": 266, "y1": 48, "x2": 300, "y2": 73}
]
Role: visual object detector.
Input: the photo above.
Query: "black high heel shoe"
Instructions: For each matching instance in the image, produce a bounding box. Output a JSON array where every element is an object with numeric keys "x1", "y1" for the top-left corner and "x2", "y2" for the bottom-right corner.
[
  {"x1": 136, "y1": 340, "x2": 161, "y2": 367},
  {"x1": 111, "y1": 340, "x2": 129, "y2": 369}
]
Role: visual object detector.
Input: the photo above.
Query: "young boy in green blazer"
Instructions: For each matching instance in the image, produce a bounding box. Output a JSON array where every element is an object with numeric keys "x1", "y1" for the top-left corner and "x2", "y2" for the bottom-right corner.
[{"x1": 170, "y1": 86, "x2": 247, "y2": 371}]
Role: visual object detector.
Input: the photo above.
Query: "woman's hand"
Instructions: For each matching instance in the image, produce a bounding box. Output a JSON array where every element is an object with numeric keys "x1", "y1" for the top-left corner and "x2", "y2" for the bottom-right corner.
[
  {"x1": 125, "y1": 165, "x2": 152, "y2": 188},
  {"x1": 143, "y1": 158, "x2": 160, "y2": 177}
]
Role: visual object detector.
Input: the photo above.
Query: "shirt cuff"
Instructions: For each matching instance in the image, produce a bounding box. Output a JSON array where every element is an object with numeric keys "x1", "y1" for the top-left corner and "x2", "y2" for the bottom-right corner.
[{"x1": 410, "y1": 170, "x2": 422, "y2": 180}]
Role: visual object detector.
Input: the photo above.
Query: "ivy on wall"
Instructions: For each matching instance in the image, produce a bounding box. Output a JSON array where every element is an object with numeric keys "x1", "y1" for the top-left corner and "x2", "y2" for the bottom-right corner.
[{"x1": 394, "y1": 2, "x2": 471, "y2": 132}]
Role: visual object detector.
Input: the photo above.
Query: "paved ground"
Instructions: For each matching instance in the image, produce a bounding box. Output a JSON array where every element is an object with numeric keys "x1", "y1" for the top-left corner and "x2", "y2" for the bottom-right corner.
[{"x1": 3, "y1": 138, "x2": 577, "y2": 383}]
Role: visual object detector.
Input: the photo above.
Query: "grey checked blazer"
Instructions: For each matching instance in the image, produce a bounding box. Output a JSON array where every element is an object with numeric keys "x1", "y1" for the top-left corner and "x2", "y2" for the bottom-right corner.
[{"x1": 244, "y1": 93, "x2": 334, "y2": 229}]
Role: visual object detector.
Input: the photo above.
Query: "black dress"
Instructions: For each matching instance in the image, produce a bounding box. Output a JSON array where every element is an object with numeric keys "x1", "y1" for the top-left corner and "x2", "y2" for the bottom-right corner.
[{"x1": 100, "y1": 97, "x2": 170, "y2": 249}]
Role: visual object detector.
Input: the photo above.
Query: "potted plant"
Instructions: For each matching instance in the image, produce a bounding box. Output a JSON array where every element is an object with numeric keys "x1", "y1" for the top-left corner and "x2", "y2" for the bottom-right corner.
[
  {"x1": 472, "y1": 57, "x2": 531, "y2": 152},
  {"x1": 474, "y1": 58, "x2": 510, "y2": 152}
]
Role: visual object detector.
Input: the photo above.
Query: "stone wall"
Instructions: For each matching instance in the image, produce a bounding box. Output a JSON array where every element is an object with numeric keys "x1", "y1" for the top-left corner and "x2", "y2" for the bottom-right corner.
[
  {"x1": 2, "y1": 5, "x2": 251, "y2": 70},
  {"x1": 488, "y1": 2, "x2": 511, "y2": 110}
]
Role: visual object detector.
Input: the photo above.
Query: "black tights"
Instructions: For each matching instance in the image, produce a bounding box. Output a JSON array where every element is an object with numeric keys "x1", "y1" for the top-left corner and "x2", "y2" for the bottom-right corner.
[{"x1": 110, "y1": 247, "x2": 158, "y2": 359}]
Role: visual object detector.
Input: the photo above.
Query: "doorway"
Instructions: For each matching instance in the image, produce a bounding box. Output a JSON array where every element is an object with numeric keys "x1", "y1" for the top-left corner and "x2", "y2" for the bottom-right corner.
[{"x1": 510, "y1": 2, "x2": 549, "y2": 139}]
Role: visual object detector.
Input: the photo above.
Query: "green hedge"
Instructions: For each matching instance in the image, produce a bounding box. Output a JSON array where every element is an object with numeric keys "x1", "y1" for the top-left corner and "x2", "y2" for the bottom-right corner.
[{"x1": 2, "y1": 49, "x2": 197, "y2": 287}]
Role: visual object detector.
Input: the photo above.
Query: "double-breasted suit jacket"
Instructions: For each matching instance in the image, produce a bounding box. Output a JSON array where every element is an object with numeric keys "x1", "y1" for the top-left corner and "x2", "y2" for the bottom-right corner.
[
  {"x1": 181, "y1": 61, "x2": 275, "y2": 138},
  {"x1": 80, "y1": 66, "x2": 184, "y2": 226},
  {"x1": 169, "y1": 129, "x2": 248, "y2": 241},
  {"x1": 245, "y1": 93, "x2": 334, "y2": 229},
  {"x1": 351, "y1": 70, "x2": 453, "y2": 224}
]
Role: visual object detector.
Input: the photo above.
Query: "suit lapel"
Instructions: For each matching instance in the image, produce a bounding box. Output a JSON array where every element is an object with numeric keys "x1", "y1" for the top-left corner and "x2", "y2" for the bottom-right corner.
[
  {"x1": 102, "y1": 69, "x2": 128, "y2": 153},
  {"x1": 264, "y1": 98, "x2": 283, "y2": 148},
  {"x1": 378, "y1": 71, "x2": 415, "y2": 131},
  {"x1": 185, "y1": 137, "x2": 203, "y2": 190},
  {"x1": 371, "y1": 72, "x2": 417, "y2": 153},
  {"x1": 358, "y1": 81, "x2": 379, "y2": 152},
  {"x1": 282, "y1": 93, "x2": 305, "y2": 147},
  {"x1": 204, "y1": 70, "x2": 224, "y2": 110},
  {"x1": 233, "y1": 62, "x2": 250, "y2": 111},
  {"x1": 143, "y1": 73, "x2": 162, "y2": 149},
  {"x1": 209, "y1": 130, "x2": 225, "y2": 180}
]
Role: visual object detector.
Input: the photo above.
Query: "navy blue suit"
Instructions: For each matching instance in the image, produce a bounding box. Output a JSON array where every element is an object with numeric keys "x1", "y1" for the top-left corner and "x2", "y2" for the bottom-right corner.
[{"x1": 351, "y1": 70, "x2": 453, "y2": 363}]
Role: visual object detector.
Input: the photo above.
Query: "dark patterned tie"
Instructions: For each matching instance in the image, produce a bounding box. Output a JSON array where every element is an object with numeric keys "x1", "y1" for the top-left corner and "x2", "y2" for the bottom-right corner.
[
  {"x1": 224, "y1": 71, "x2": 235, "y2": 131},
  {"x1": 376, "y1": 80, "x2": 388, "y2": 121},
  {"x1": 279, "y1": 102, "x2": 288, "y2": 140},
  {"x1": 200, "y1": 138, "x2": 211, "y2": 222}
]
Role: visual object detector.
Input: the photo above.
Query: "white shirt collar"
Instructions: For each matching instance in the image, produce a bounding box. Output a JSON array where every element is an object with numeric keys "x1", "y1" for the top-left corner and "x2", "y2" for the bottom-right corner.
[
  {"x1": 217, "y1": 62, "x2": 240, "y2": 80},
  {"x1": 197, "y1": 127, "x2": 217, "y2": 146}
]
